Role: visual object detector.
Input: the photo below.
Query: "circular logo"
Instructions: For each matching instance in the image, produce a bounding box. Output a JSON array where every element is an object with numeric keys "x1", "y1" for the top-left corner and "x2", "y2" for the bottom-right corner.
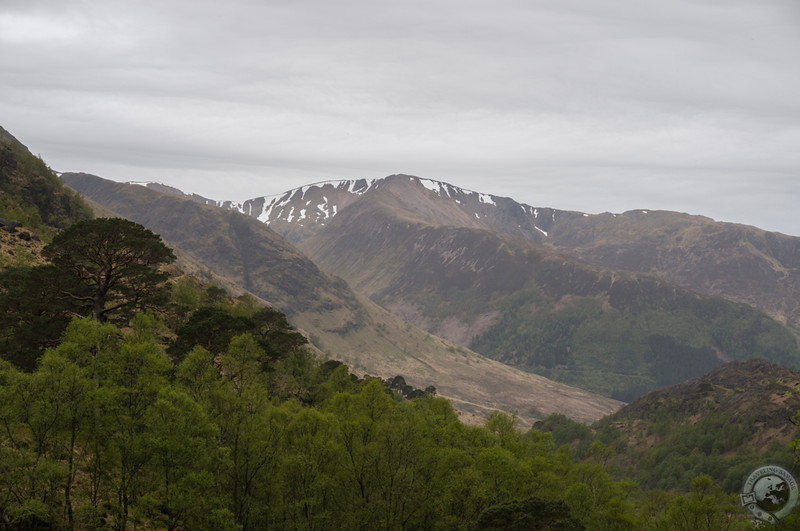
[{"x1": 741, "y1": 466, "x2": 798, "y2": 524}]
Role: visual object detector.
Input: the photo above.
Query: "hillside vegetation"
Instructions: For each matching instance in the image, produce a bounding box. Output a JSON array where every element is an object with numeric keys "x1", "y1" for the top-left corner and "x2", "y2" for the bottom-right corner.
[
  {"x1": 0, "y1": 126, "x2": 91, "y2": 240},
  {"x1": 538, "y1": 359, "x2": 800, "y2": 495},
  {"x1": 0, "y1": 127, "x2": 91, "y2": 269}
]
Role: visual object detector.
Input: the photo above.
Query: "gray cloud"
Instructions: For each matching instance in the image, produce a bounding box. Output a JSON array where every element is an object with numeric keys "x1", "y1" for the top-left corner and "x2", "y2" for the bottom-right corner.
[{"x1": 1, "y1": 0, "x2": 798, "y2": 235}]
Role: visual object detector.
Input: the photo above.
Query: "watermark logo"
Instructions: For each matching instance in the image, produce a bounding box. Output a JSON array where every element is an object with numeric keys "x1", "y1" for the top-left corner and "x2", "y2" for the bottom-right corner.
[{"x1": 741, "y1": 465, "x2": 798, "y2": 526}]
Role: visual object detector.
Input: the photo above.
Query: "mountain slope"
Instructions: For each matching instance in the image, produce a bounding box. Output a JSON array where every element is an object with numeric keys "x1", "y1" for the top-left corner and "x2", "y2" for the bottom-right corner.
[
  {"x1": 545, "y1": 210, "x2": 800, "y2": 333},
  {"x1": 294, "y1": 180, "x2": 800, "y2": 400},
  {"x1": 0, "y1": 126, "x2": 93, "y2": 268},
  {"x1": 62, "y1": 171, "x2": 622, "y2": 424},
  {"x1": 0, "y1": 126, "x2": 92, "y2": 241},
  {"x1": 221, "y1": 174, "x2": 800, "y2": 333}
]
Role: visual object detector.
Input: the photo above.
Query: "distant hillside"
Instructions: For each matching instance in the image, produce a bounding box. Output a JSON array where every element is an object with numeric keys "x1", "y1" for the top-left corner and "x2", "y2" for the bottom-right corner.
[
  {"x1": 294, "y1": 178, "x2": 800, "y2": 400},
  {"x1": 545, "y1": 210, "x2": 800, "y2": 335},
  {"x1": 216, "y1": 174, "x2": 800, "y2": 334},
  {"x1": 62, "y1": 171, "x2": 623, "y2": 425},
  {"x1": 592, "y1": 359, "x2": 800, "y2": 492}
]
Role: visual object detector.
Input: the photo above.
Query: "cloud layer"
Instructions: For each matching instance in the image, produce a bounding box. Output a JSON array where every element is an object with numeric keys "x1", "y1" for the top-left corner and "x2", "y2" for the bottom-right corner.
[{"x1": 2, "y1": 0, "x2": 798, "y2": 234}]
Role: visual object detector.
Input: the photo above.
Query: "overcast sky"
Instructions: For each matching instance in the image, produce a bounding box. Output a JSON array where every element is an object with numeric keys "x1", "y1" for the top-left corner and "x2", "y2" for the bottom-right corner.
[{"x1": 2, "y1": 0, "x2": 799, "y2": 235}]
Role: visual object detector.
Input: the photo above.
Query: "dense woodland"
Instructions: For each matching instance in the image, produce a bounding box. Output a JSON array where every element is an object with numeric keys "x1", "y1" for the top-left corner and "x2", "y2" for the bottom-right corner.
[
  {"x1": 1, "y1": 284, "x2": 791, "y2": 530},
  {"x1": 2, "y1": 132, "x2": 800, "y2": 529},
  {"x1": 0, "y1": 222, "x2": 796, "y2": 530}
]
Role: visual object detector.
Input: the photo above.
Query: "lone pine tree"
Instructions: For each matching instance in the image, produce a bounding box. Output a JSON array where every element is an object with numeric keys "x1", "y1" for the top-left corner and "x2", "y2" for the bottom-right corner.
[{"x1": 43, "y1": 218, "x2": 176, "y2": 322}]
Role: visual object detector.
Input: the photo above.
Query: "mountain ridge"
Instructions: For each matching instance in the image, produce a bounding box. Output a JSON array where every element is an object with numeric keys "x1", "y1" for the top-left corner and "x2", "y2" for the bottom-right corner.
[{"x1": 194, "y1": 174, "x2": 799, "y2": 332}]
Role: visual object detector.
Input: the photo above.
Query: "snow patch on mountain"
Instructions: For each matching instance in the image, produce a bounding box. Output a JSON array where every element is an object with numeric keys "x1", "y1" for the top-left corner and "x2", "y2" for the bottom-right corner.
[
  {"x1": 419, "y1": 178, "x2": 441, "y2": 195},
  {"x1": 243, "y1": 179, "x2": 378, "y2": 225},
  {"x1": 415, "y1": 177, "x2": 500, "y2": 207},
  {"x1": 478, "y1": 193, "x2": 495, "y2": 206}
]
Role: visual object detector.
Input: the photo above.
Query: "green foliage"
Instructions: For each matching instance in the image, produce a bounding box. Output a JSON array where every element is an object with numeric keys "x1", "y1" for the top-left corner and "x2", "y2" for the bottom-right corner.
[
  {"x1": 471, "y1": 496, "x2": 585, "y2": 530},
  {"x1": 169, "y1": 306, "x2": 255, "y2": 360},
  {"x1": 0, "y1": 136, "x2": 91, "y2": 239},
  {"x1": 0, "y1": 213, "x2": 793, "y2": 529},
  {"x1": 168, "y1": 304, "x2": 308, "y2": 373},
  {"x1": 634, "y1": 476, "x2": 751, "y2": 530},
  {"x1": 1, "y1": 219, "x2": 177, "y2": 369},
  {"x1": 0, "y1": 265, "x2": 73, "y2": 369},
  {"x1": 43, "y1": 217, "x2": 176, "y2": 322},
  {"x1": 589, "y1": 407, "x2": 797, "y2": 496},
  {"x1": 0, "y1": 308, "x2": 656, "y2": 530}
]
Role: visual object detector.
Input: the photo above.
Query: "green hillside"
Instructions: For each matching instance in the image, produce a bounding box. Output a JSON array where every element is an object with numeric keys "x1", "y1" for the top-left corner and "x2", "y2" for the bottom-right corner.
[
  {"x1": 539, "y1": 359, "x2": 800, "y2": 494},
  {"x1": 0, "y1": 126, "x2": 91, "y2": 240}
]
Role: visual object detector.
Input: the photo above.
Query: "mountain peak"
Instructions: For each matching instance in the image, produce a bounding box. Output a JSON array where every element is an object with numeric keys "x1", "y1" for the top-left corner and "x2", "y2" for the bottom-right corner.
[{"x1": 217, "y1": 174, "x2": 568, "y2": 245}]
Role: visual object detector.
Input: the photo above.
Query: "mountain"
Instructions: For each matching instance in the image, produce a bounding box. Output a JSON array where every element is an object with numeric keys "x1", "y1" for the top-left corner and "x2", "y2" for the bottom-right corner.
[
  {"x1": 592, "y1": 358, "x2": 800, "y2": 492},
  {"x1": 220, "y1": 175, "x2": 800, "y2": 335},
  {"x1": 216, "y1": 175, "x2": 567, "y2": 246},
  {"x1": 61, "y1": 171, "x2": 622, "y2": 424},
  {"x1": 198, "y1": 175, "x2": 795, "y2": 400},
  {"x1": 125, "y1": 180, "x2": 220, "y2": 205}
]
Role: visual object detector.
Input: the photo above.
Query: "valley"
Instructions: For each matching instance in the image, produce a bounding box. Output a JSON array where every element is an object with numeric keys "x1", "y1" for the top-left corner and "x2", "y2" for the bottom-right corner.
[{"x1": 155, "y1": 173, "x2": 800, "y2": 400}]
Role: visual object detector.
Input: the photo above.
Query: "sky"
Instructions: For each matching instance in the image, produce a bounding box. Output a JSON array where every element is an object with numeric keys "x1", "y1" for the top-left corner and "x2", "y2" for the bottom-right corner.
[{"x1": 1, "y1": 0, "x2": 799, "y2": 236}]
